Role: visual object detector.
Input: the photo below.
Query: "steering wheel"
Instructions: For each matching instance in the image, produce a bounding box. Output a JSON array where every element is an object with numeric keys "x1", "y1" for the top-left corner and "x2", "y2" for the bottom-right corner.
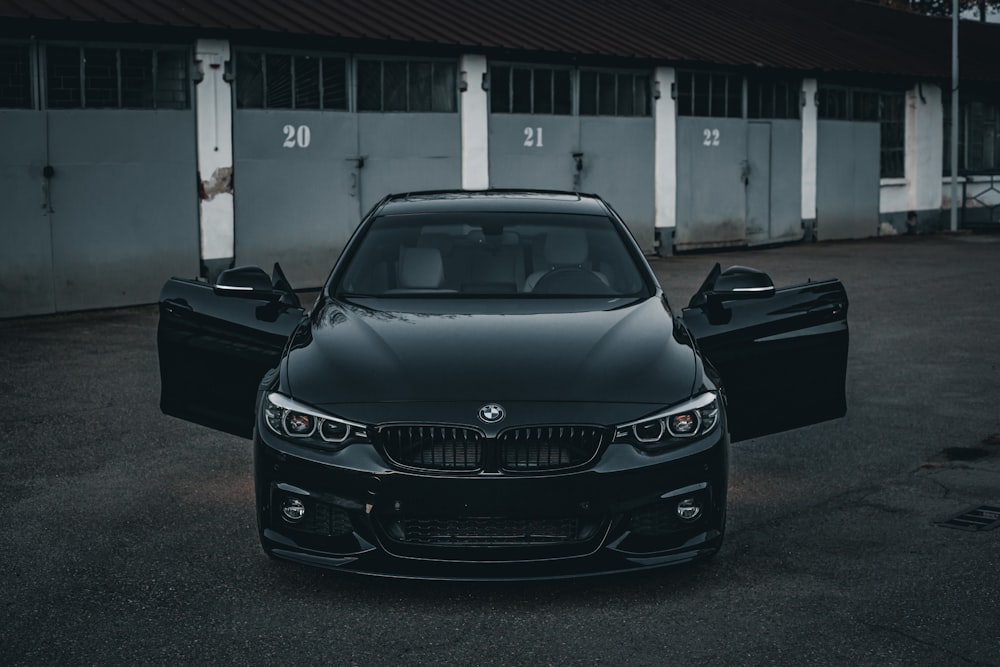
[{"x1": 531, "y1": 267, "x2": 612, "y2": 295}]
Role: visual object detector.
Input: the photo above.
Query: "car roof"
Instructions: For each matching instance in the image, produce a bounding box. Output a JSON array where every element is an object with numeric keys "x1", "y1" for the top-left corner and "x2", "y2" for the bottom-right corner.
[{"x1": 376, "y1": 190, "x2": 610, "y2": 217}]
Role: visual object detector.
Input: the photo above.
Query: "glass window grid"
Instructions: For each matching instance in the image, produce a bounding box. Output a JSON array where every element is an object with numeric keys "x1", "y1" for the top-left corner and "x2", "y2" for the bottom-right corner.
[
  {"x1": 579, "y1": 69, "x2": 651, "y2": 117},
  {"x1": 676, "y1": 70, "x2": 742, "y2": 118},
  {"x1": 41, "y1": 44, "x2": 190, "y2": 110},
  {"x1": 355, "y1": 57, "x2": 457, "y2": 113},
  {"x1": 747, "y1": 77, "x2": 801, "y2": 120},
  {"x1": 489, "y1": 64, "x2": 574, "y2": 115},
  {"x1": 0, "y1": 42, "x2": 33, "y2": 109},
  {"x1": 966, "y1": 100, "x2": 999, "y2": 172},
  {"x1": 879, "y1": 91, "x2": 905, "y2": 178},
  {"x1": 235, "y1": 49, "x2": 348, "y2": 111},
  {"x1": 945, "y1": 94, "x2": 1000, "y2": 174}
]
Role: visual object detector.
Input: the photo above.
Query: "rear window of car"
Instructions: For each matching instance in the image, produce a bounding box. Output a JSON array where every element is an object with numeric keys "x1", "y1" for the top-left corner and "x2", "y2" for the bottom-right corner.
[{"x1": 334, "y1": 212, "x2": 651, "y2": 298}]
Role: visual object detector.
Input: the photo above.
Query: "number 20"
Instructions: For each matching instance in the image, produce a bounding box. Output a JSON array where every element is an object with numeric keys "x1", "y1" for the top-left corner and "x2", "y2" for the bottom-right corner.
[{"x1": 283, "y1": 124, "x2": 311, "y2": 148}]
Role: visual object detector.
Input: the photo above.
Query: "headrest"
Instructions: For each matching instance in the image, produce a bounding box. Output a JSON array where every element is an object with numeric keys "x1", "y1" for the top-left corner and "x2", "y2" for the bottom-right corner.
[
  {"x1": 398, "y1": 247, "x2": 444, "y2": 289},
  {"x1": 544, "y1": 229, "x2": 589, "y2": 265}
]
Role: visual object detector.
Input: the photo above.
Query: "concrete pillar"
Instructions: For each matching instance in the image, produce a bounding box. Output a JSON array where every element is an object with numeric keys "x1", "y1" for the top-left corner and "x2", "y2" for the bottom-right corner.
[
  {"x1": 906, "y1": 84, "x2": 944, "y2": 226},
  {"x1": 194, "y1": 39, "x2": 235, "y2": 282},
  {"x1": 460, "y1": 54, "x2": 490, "y2": 190},
  {"x1": 800, "y1": 78, "x2": 818, "y2": 236},
  {"x1": 654, "y1": 66, "x2": 677, "y2": 255}
]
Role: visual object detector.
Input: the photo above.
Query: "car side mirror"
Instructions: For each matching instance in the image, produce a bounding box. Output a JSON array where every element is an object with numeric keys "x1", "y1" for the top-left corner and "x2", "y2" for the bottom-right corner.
[
  {"x1": 214, "y1": 266, "x2": 282, "y2": 301},
  {"x1": 707, "y1": 266, "x2": 775, "y2": 304}
]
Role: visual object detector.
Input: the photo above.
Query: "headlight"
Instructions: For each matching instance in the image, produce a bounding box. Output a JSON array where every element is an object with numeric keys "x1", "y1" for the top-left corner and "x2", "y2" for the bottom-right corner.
[
  {"x1": 614, "y1": 392, "x2": 720, "y2": 451},
  {"x1": 263, "y1": 392, "x2": 368, "y2": 450}
]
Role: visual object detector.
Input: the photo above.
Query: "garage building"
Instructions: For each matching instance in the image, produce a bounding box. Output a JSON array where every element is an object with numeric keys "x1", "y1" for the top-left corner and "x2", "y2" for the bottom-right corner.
[{"x1": 1, "y1": 0, "x2": 998, "y2": 317}]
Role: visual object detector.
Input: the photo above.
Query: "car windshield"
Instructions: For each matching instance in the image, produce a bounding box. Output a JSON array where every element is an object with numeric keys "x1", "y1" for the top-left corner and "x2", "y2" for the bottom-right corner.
[{"x1": 334, "y1": 211, "x2": 652, "y2": 298}]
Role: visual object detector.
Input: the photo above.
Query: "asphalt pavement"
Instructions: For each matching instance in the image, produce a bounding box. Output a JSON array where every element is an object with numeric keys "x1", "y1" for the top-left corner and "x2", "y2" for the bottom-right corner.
[{"x1": 1, "y1": 232, "x2": 998, "y2": 666}]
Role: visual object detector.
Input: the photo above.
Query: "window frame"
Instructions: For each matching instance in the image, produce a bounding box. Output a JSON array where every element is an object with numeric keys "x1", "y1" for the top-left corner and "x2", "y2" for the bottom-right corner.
[
  {"x1": 578, "y1": 67, "x2": 652, "y2": 118},
  {"x1": 234, "y1": 47, "x2": 350, "y2": 112},
  {"x1": 41, "y1": 41, "x2": 192, "y2": 110},
  {"x1": 489, "y1": 63, "x2": 574, "y2": 115},
  {"x1": 0, "y1": 40, "x2": 35, "y2": 109},
  {"x1": 675, "y1": 70, "x2": 743, "y2": 119},
  {"x1": 355, "y1": 56, "x2": 458, "y2": 113},
  {"x1": 945, "y1": 92, "x2": 1000, "y2": 175},
  {"x1": 746, "y1": 76, "x2": 801, "y2": 120}
]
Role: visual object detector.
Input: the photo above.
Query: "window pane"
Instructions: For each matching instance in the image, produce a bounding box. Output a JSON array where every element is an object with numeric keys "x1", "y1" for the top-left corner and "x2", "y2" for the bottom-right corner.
[
  {"x1": 533, "y1": 68, "x2": 552, "y2": 114},
  {"x1": 617, "y1": 74, "x2": 635, "y2": 116},
  {"x1": 295, "y1": 55, "x2": 320, "y2": 109},
  {"x1": 818, "y1": 87, "x2": 847, "y2": 120},
  {"x1": 512, "y1": 68, "x2": 531, "y2": 114},
  {"x1": 692, "y1": 73, "x2": 710, "y2": 116},
  {"x1": 431, "y1": 62, "x2": 455, "y2": 112},
  {"x1": 235, "y1": 52, "x2": 264, "y2": 109},
  {"x1": 726, "y1": 75, "x2": 741, "y2": 118},
  {"x1": 84, "y1": 47, "x2": 117, "y2": 108},
  {"x1": 553, "y1": 69, "x2": 571, "y2": 115},
  {"x1": 879, "y1": 92, "x2": 905, "y2": 177},
  {"x1": 408, "y1": 61, "x2": 432, "y2": 111},
  {"x1": 709, "y1": 74, "x2": 727, "y2": 117},
  {"x1": 598, "y1": 72, "x2": 615, "y2": 115},
  {"x1": 120, "y1": 49, "x2": 153, "y2": 108},
  {"x1": 777, "y1": 82, "x2": 793, "y2": 119},
  {"x1": 383, "y1": 61, "x2": 406, "y2": 111},
  {"x1": 357, "y1": 60, "x2": 381, "y2": 111},
  {"x1": 677, "y1": 71, "x2": 692, "y2": 117},
  {"x1": 46, "y1": 47, "x2": 81, "y2": 109},
  {"x1": 322, "y1": 57, "x2": 347, "y2": 110},
  {"x1": 265, "y1": 53, "x2": 292, "y2": 108},
  {"x1": 579, "y1": 70, "x2": 596, "y2": 116},
  {"x1": 634, "y1": 75, "x2": 649, "y2": 116},
  {"x1": 853, "y1": 90, "x2": 878, "y2": 121},
  {"x1": 490, "y1": 66, "x2": 510, "y2": 113},
  {"x1": 761, "y1": 81, "x2": 774, "y2": 119},
  {"x1": 0, "y1": 44, "x2": 32, "y2": 109},
  {"x1": 155, "y1": 49, "x2": 188, "y2": 109}
]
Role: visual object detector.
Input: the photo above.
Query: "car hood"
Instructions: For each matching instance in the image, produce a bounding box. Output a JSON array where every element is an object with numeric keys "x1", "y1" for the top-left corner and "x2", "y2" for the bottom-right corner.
[{"x1": 282, "y1": 297, "x2": 697, "y2": 407}]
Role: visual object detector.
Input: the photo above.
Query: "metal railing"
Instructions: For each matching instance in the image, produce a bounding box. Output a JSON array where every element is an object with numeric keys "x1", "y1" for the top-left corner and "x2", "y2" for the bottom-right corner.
[{"x1": 961, "y1": 173, "x2": 1000, "y2": 230}]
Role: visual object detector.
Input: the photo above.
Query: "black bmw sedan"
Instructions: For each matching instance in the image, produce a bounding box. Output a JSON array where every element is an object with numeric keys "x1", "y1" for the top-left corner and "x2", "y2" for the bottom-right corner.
[{"x1": 158, "y1": 190, "x2": 848, "y2": 580}]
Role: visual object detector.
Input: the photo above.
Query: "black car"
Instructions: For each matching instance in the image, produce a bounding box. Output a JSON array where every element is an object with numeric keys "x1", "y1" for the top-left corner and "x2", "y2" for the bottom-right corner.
[{"x1": 158, "y1": 190, "x2": 848, "y2": 580}]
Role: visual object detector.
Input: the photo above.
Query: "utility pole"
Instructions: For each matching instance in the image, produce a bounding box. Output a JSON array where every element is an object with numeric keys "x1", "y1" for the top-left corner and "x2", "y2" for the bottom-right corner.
[{"x1": 950, "y1": 0, "x2": 959, "y2": 231}]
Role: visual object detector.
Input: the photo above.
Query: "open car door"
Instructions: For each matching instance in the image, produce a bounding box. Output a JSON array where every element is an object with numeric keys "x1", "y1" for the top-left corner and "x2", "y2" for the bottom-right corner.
[
  {"x1": 158, "y1": 265, "x2": 305, "y2": 439},
  {"x1": 681, "y1": 264, "x2": 848, "y2": 442}
]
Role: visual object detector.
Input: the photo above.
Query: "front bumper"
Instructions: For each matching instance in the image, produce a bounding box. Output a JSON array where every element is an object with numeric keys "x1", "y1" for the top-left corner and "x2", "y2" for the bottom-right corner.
[{"x1": 253, "y1": 416, "x2": 728, "y2": 581}]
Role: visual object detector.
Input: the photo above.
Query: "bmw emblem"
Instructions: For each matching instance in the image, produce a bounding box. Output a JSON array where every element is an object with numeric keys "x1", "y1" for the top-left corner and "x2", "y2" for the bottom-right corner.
[{"x1": 478, "y1": 403, "x2": 505, "y2": 424}]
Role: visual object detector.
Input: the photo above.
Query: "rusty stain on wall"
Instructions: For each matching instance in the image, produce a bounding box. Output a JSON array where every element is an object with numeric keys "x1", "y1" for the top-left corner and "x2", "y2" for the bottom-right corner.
[{"x1": 198, "y1": 167, "x2": 233, "y2": 201}]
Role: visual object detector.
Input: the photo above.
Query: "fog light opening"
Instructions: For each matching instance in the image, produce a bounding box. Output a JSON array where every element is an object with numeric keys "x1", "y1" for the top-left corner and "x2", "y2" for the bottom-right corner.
[
  {"x1": 676, "y1": 497, "x2": 702, "y2": 522},
  {"x1": 281, "y1": 497, "x2": 306, "y2": 523}
]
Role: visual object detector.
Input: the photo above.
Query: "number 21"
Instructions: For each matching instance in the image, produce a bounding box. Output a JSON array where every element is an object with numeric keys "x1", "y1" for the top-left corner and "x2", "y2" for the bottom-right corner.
[{"x1": 524, "y1": 127, "x2": 544, "y2": 148}]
